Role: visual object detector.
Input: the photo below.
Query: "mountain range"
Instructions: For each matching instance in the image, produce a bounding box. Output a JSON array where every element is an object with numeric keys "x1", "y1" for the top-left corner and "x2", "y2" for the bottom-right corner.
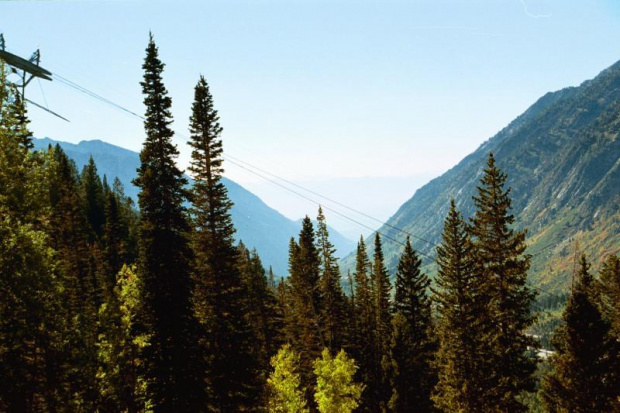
[
  {"x1": 343, "y1": 59, "x2": 620, "y2": 293},
  {"x1": 33, "y1": 138, "x2": 356, "y2": 275}
]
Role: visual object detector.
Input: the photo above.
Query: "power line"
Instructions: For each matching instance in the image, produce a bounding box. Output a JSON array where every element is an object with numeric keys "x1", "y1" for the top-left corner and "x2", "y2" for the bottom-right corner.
[
  {"x1": 222, "y1": 156, "x2": 437, "y2": 260},
  {"x1": 223, "y1": 153, "x2": 438, "y2": 249},
  {"x1": 46, "y1": 68, "x2": 561, "y2": 268},
  {"x1": 47, "y1": 69, "x2": 436, "y2": 250},
  {"x1": 167, "y1": 130, "x2": 431, "y2": 258},
  {"x1": 52, "y1": 72, "x2": 145, "y2": 120}
]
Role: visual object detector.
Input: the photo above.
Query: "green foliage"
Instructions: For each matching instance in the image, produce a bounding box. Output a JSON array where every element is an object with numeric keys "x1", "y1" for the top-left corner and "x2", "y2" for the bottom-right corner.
[
  {"x1": 0, "y1": 68, "x2": 67, "y2": 410},
  {"x1": 188, "y1": 74, "x2": 261, "y2": 410},
  {"x1": 389, "y1": 236, "x2": 436, "y2": 412},
  {"x1": 237, "y1": 243, "x2": 285, "y2": 390},
  {"x1": 597, "y1": 254, "x2": 620, "y2": 338},
  {"x1": 469, "y1": 153, "x2": 537, "y2": 411},
  {"x1": 433, "y1": 200, "x2": 491, "y2": 412},
  {"x1": 81, "y1": 156, "x2": 106, "y2": 241},
  {"x1": 372, "y1": 233, "x2": 392, "y2": 342},
  {"x1": 101, "y1": 178, "x2": 139, "y2": 298},
  {"x1": 48, "y1": 144, "x2": 101, "y2": 410},
  {"x1": 0, "y1": 212, "x2": 63, "y2": 411},
  {"x1": 541, "y1": 255, "x2": 620, "y2": 412},
  {"x1": 133, "y1": 34, "x2": 204, "y2": 412},
  {"x1": 267, "y1": 345, "x2": 309, "y2": 413},
  {"x1": 286, "y1": 217, "x2": 324, "y2": 403},
  {"x1": 313, "y1": 348, "x2": 364, "y2": 413},
  {"x1": 316, "y1": 207, "x2": 349, "y2": 352},
  {"x1": 350, "y1": 236, "x2": 379, "y2": 411},
  {"x1": 372, "y1": 233, "x2": 392, "y2": 411},
  {"x1": 97, "y1": 265, "x2": 151, "y2": 412}
]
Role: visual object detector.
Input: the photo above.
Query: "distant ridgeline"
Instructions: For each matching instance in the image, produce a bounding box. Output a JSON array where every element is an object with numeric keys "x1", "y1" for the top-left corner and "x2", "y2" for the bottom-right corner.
[
  {"x1": 341, "y1": 59, "x2": 620, "y2": 294},
  {"x1": 33, "y1": 138, "x2": 355, "y2": 275}
]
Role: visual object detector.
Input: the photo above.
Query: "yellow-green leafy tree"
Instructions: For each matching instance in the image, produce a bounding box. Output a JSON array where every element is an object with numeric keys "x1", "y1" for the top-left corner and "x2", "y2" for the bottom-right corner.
[
  {"x1": 313, "y1": 349, "x2": 364, "y2": 413},
  {"x1": 97, "y1": 265, "x2": 151, "y2": 412},
  {"x1": 267, "y1": 344, "x2": 309, "y2": 413}
]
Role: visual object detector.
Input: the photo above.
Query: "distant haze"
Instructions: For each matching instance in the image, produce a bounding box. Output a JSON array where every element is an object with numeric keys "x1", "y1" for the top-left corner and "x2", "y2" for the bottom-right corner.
[{"x1": 244, "y1": 174, "x2": 435, "y2": 239}]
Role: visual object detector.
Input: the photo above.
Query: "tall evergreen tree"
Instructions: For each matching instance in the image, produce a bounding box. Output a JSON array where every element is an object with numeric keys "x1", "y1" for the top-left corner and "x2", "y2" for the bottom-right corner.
[
  {"x1": 316, "y1": 207, "x2": 348, "y2": 352},
  {"x1": 188, "y1": 75, "x2": 260, "y2": 410},
  {"x1": 81, "y1": 156, "x2": 106, "y2": 241},
  {"x1": 286, "y1": 217, "x2": 324, "y2": 403},
  {"x1": 269, "y1": 266, "x2": 277, "y2": 291},
  {"x1": 237, "y1": 243, "x2": 285, "y2": 389},
  {"x1": 469, "y1": 152, "x2": 537, "y2": 411},
  {"x1": 432, "y1": 200, "x2": 491, "y2": 412},
  {"x1": 372, "y1": 233, "x2": 392, "y2": 411},
  {"x1": 277, "y1": 276, "x2": 290, "y2": 330},
  {"x1": 101, "y1": 181, "x2": 131, "y2": 297},
  {"x1": 541, "y1": 255, "x2": 620, "y2": 412},
  {"x1": 350, "y1": 237, "x2": 377, "y2": 412},
  {"x1": 132, "y1": 34, "x2": 204, "y2": 412},
  {"x1": 7, "y1": 92, "x2": 34, "y2": 150},
  {"x1": 389, "y1": 236, "x2": 436, "y2": 412}
]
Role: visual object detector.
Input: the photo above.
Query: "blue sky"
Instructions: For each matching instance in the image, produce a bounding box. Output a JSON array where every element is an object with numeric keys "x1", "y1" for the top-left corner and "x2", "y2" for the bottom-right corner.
[{"x1": 2, "y1": 0, "x2": 620, "y2": 235}]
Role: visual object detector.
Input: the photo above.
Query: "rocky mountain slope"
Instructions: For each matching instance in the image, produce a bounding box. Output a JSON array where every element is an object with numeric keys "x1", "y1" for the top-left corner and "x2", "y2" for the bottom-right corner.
[
  {"x1": 343, "y1": 60, "x2": 620, "y2": 293},
  {"x1": 34, "y1": 138, "x2": 355, "y2": 275}
]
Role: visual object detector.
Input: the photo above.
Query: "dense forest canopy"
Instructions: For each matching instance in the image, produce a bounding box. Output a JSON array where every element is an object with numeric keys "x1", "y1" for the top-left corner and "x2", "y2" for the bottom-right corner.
[{"x1": 0, "y1": 36, "x2": 619, "y2": 412}]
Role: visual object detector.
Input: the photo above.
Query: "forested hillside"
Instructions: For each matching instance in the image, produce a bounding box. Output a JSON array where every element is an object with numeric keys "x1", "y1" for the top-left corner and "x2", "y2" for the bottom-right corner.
[
  {"x1": 345, "y1": 60, "x2": 620, "y2": 292},
  {"x1": 32, "y1": 138, "x2": 355, "y2": 275}
]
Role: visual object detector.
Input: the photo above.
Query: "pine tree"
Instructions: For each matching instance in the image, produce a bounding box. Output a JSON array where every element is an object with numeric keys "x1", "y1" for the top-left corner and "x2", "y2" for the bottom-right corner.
[
  {"x1": 350, "y1": 237, "x2": 377, "y2": 412},
  {"x1": 372, "y1": 233, "x2": 392, "y2": 411},
  {"x1": 101, "y1": 181, "x2": 129, "y2": 296},
  {"x1": 237, "y1": 243, "x2": 285, "y2": 384},
  {"x1": 389, "y1": 236, "x2": 436, "y2": 412},
  {"x1": 541, "y1": 255, "x2": 620, "y2": 412},
  {"x1": 432, "y1": 200, "x2": 491, "y2": 412},
  {"x1": 112, "y1": 177, "x2": 139, "y2": 264},
  {"x1": 0, "y1": 71, "x2": 45, "y2": 224},
  {"x1": 81, "y1": 156, "x2": 106, "y2": 241},
  {"x1": 48, "y1": 145, "x2": 100, "y2": 410},
  {"x1": 313, "y1": 348, "x2": 364, "y2": 413},
  {"x1": 269, "y1": 266, "x2": 277, "y2": 291},
  {"x1": 132, "y1": 34, "x2": 204, "y2": 412},
  {"x1": 469, "y1": 152, "x2": 537, "y2": 411},
  {"x1": 286, "y1": 217, "x2": 324, "y2": 403},
  {"x1": 316, "y1": 207, "x2": 348, "y2": 352},
  {"x1": 267, "y1": 345, "x2": 309, "y2": 413},
  {"x1": 277, "y1": 276, "x2": 290, "y2": 328},
  {"x1": 188, "y1": 75, "x2": 260, "y2": 410},
  {"x1": 7, "y1": 92, "x2": 34, "y2": 150},
  {"x1": 597, "y1": 254, "x2": 620, "y2": 338}
]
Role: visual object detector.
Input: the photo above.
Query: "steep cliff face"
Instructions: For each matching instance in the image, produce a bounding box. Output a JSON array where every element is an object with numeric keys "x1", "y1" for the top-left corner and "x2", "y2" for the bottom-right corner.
[{"x1": 346, "y1": 60, "x2": 620, "y2": 292}]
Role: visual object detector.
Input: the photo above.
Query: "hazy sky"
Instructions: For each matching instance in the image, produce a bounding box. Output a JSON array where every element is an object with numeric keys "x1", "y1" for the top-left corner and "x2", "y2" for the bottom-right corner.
[{"x1": 2, "y1": 0, "x2": 620, "y2": 236}]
